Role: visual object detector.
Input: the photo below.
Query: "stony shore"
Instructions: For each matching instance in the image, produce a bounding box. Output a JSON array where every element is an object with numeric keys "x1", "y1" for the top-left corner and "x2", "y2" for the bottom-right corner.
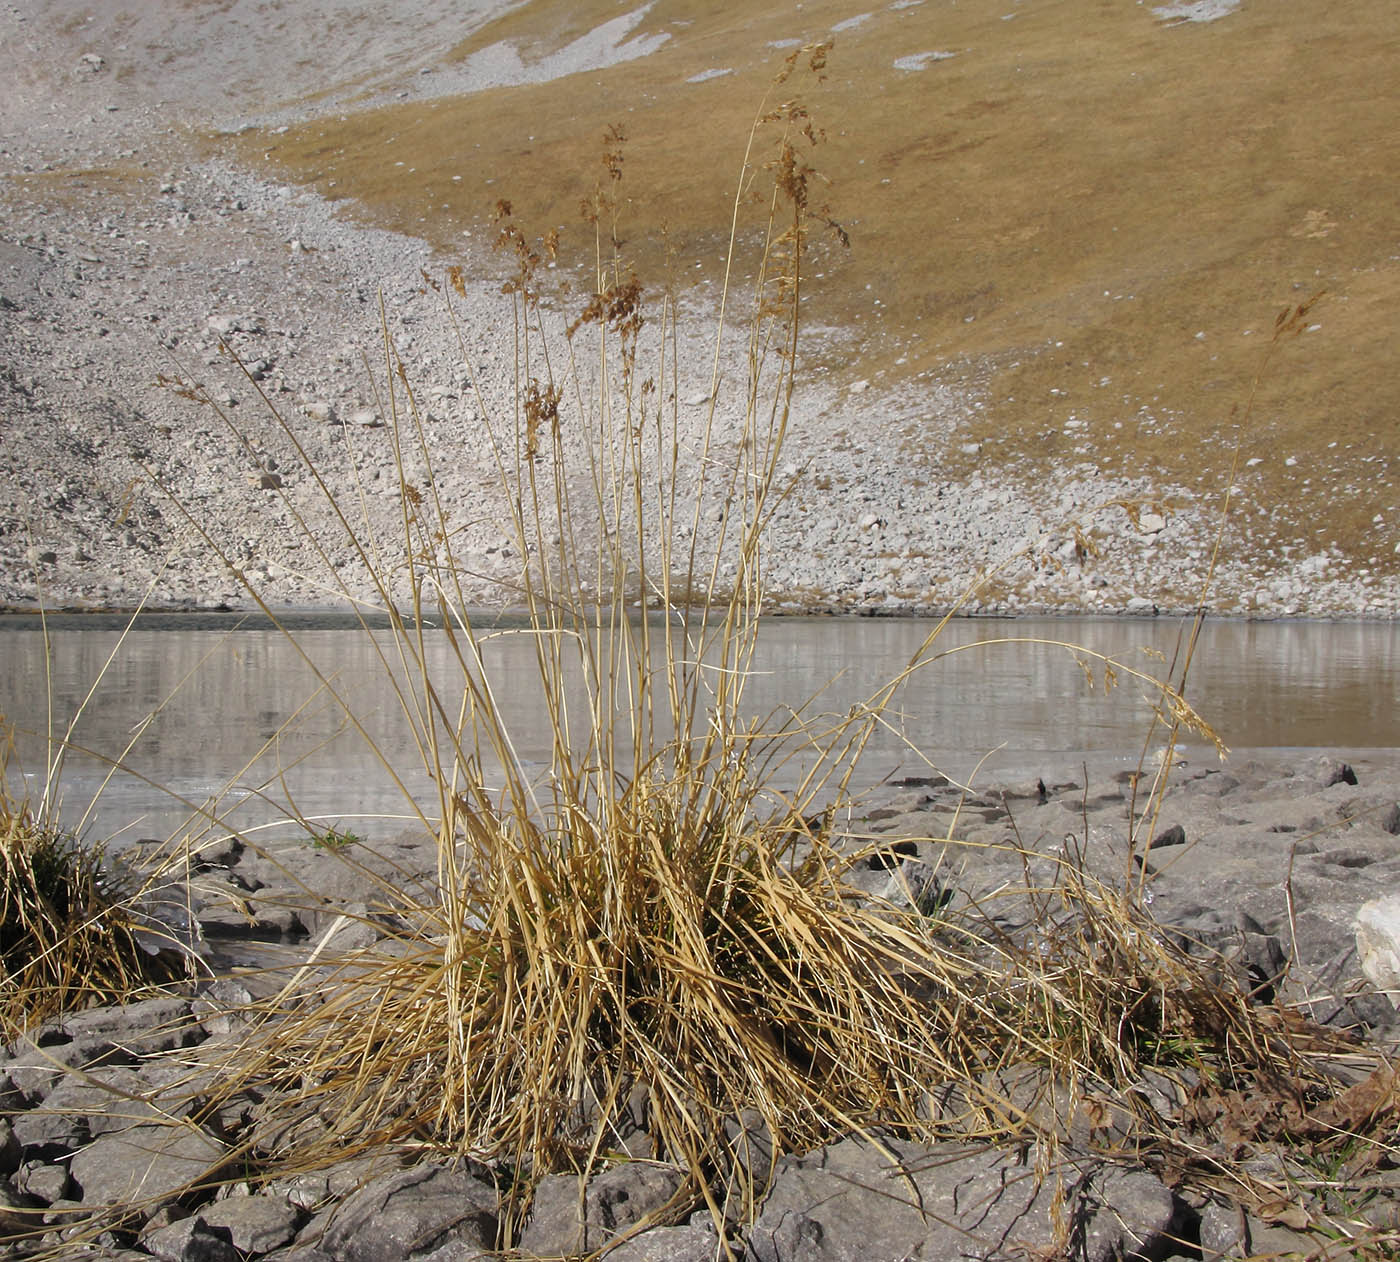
[{"x1": 3, "y1": 748, "x2": 1400, "y2": 1259}]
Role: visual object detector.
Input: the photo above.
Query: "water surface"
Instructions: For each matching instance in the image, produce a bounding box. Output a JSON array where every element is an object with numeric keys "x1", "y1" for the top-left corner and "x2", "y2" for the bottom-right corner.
[{"x1": 1, "y1": 614, "x2": 1395, "y2": 844}]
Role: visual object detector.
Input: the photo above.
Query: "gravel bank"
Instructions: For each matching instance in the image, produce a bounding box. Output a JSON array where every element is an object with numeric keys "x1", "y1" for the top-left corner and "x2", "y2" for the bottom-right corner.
[{"x1": 1, "y1": 3, "x2": 1395, "y2": 618}]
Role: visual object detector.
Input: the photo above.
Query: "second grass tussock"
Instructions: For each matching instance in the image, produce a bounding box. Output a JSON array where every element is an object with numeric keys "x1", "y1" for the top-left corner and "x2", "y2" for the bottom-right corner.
[{"x1": 0, "y1": 754, "x2": 184, "y2": 1039}]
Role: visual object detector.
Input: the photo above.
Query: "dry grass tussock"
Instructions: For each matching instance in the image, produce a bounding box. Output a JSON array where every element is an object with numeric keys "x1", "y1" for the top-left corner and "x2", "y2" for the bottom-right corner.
[
  {"x1": 0, "y1": 735, "x2": 185, "y2": 1038},
  {"x1": 9, "y1": 51, "x2": 1398, "y2": 1254}
]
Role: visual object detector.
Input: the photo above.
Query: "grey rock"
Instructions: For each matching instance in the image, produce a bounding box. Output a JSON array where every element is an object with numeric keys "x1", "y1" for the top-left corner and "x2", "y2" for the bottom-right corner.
[
  {"x1": 1082, "y1": 1165, "x2": 1177, "y2": 1261},
  {"x1": 68, "y1": 1122, "x2": 228, "y2": 1209},
  {"x1": 146, "y1": 1216, "x2": 243, "y2": 1262},
  {"x1": 13, "y1": 1084, "x2": 94, "y2": 1152},
  {"x1": 520, "y1": 1164, "x2": 687, "y2": 1257},
  {"x1": 723, "y1": 1109, "x2": 776, "y2": 1182},
  {"x1": 307, "y1": 904, "x2": 386, "y2": 952},
  {"x1": 898, "y1": 858, "x2": 954, "y2": 916},
  {"x1": 194, "y1": 1192, "x2": 303, "y2": 1254},
  {"x1": 4, "y1": 1035, "x2": 121, "y2": 1101},
  {"x1": 14, "y1": 1064, "x2": 182, "y2": 1151},
  {"x1": 194, "y1": 880, "x2": 308, "y2": 941},
  {"x1": 605, "y1": 1224, "x2": 721, "y2": 1262},
  {"x1": 1318, "y1": 758, "x2": 1359, "y2": 788},
  {"x1": 0, "y1": 1119, "x2": 20, "y2": 1175},
  {"x1": 1356, "y1": 895, "x2": 1400, "y2": 1008},
  {"x1": 185, "y1": 833, "x2": 246, "y2": 867},
  {"x1": 230, "y1": 839, "x2": 438, "y2": 933},
  {"x1": 15, "y1": 1158, "x2": 71, "y2": 1205},
  {"x1": 518, "y1": 1174, "x2": 589, "y2": 1257},
  {"x1": 59, "y1": 995, "x2": 199, "y2": 1056},
  {"x1": 1237, "y1": 1211, "x2": 1318, "y2": 1259},
  {"x1": 146, "y1": 1197, "x2": 302, "y2": 1259},
  {"x1": 1198, "y1": 1201, "x2": 1248, "y2": 1258},
  {"x1": 265, "y1": 1155, "x2": 398, "y2": 1216},
  {"x1": 1151, "y1": 823, "x2": 1187, "y2": 848},
  {"x1": 411, "y1": 1246, "x2": 496, "y2": 1262},
  {"x1": 192, "y1": 978, "x2": 256, "y2": 1037},
  {"x1": 0, "y1": 1177, "x2": 44, "y2": 1237},
  {"x1": 1232, "y1": 919, "x2": 1289, "y2": 1002},
  {"x1": 745, "y1": 1138, "x2": 1177, "y2": 1262},
  {"x1": 310, "y1": 1164, "x2": 497, "y2": 1261},
  {"x1": 590, "y1": 1164, "x2": 689, "y2": 1237},
  {"x1": 1189, "y1": 771, "x2": 1240, "y2": 798}
]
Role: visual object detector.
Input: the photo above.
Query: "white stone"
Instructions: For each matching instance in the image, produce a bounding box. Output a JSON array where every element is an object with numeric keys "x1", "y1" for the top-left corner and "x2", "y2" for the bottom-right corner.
[
  {"x1": 893, "y1": 51, "x2": 956, "y2": 72},
  {"x1": 1153, "y1": 0, "x2": 1241, "y2": 24},
  {"x1": 1138, "y1": 512, "x2": 1167, "y2": 535},
  {"x1": 1356, "y1": 897, "x2": 1400, "y2": 1007}
]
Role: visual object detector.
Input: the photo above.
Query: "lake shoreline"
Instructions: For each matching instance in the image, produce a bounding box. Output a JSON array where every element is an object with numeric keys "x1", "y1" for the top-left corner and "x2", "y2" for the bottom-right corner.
[
  {"x1": 5, "y1": 615, "x2": 1398, "y2": 851},
  {"x1": 3, "y1": 602, "x2": 1398, "y2": 628}
]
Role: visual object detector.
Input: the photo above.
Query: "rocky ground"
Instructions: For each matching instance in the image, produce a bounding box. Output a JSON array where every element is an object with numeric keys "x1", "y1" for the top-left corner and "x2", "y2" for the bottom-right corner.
[
  {"x1": 3, "y1": 749, "x2": 1400, "y2": 1259},
  {"x1": 2, "y1": 2, "x2": 1396, "y2": 619}
]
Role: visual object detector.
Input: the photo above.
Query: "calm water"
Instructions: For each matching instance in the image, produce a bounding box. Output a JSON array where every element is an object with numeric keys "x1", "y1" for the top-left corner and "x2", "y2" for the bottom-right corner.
[{"x1": 1, "y1": 614, "x2": 1396, "y2": 844}]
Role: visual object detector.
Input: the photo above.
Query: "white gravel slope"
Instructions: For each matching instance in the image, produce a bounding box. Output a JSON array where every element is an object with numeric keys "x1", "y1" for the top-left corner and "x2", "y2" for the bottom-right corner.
[{"x1": 1, "y1": 1, "x2": 1393, "y2": 617}]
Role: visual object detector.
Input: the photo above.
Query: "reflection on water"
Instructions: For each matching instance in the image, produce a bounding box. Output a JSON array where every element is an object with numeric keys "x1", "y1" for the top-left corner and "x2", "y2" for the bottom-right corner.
[{"x1": 0, "y1": 614, "x2": 1396, "y2": 844}]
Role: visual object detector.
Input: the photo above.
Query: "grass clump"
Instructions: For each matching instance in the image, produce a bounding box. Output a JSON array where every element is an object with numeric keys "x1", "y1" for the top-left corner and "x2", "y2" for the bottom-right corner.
[
  {"x1": 0, "y1": 760, "x2": 183, "y2": 1039},
  {"x1": 192, "y1": 48, "x2": 979, "y2": 1195},
  {"x1": 148, "y1": 48, "x2": 1400, "y2": 1250}
]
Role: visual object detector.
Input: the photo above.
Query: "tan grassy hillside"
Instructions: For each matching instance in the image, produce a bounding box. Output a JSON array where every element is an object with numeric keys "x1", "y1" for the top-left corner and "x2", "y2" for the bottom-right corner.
[{"x1": 222, "y1": 0, "x2": 1399, "y2": 584}]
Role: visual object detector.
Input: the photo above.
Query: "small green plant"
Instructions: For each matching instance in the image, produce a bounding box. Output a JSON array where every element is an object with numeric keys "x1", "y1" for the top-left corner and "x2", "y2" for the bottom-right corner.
[{"x1": 310, "y1": 826, "x2": 361, "y2": 852}]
